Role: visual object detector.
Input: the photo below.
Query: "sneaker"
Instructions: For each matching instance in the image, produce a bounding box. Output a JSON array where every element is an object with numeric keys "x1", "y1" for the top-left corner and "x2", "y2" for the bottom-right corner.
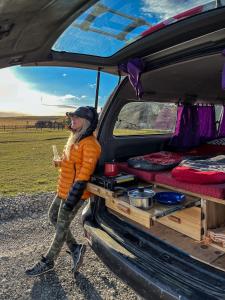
[
  {"x1": 70, "y1": 244, "x2": 86, "y2": 275},
  {"x1": 25, "y1": 255, "x2": 54, "y2": 277}
]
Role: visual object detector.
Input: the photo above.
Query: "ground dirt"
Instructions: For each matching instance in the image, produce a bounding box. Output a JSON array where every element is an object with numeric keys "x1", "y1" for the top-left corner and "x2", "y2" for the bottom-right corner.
[{"x1": 0, "y1": 192, "x2": 138, "y2": 300}]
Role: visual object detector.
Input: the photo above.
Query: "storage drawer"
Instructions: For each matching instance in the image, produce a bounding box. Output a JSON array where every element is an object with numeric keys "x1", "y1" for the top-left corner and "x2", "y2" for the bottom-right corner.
[
  {"x1": 105, "y1": 198, "x2": 152, "y2": 229},
  {"x1": 157, "y1": 207, "x2": 202, "y2": 241},
  {"x1": 87, "y1": 182, "x2": 115, "y2": 198}
]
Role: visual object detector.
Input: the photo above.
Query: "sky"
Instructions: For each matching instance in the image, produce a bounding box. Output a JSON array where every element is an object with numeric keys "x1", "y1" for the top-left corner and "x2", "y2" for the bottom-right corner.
[
  {"x1": 0, "y1": 0, "x2": 211, "y2": 116},
  {"x1": 0, "y1": 66, "x2": 118, "y2": 116}
]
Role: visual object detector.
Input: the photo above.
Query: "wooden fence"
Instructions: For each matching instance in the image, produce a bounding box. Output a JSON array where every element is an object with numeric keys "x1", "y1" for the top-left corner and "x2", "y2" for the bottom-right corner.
[{"x1": 0, "y1": 124, "x2": 65, "y2": 131}]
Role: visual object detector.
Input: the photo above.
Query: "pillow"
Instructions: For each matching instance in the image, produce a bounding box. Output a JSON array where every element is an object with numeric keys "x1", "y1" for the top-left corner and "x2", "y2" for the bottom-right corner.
[{"x1": 128, "y1": 151, "x2": 184, "y2": 171}]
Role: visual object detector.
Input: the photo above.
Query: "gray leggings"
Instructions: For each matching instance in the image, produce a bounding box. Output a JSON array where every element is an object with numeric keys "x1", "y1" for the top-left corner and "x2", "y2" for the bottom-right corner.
[{"x1": 45, "y1": 195, "x2": 83, "y2": 262}]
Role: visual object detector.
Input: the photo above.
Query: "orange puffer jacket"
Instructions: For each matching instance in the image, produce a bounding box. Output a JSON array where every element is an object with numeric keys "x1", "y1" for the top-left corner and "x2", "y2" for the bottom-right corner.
[{"x1": 57, "y1": 135, "x2": 101, "y2": 200}]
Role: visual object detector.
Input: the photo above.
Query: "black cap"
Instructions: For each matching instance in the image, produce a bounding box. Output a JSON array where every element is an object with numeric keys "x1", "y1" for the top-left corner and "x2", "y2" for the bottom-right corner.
[{"x1": 66, "y1": 106, "x2": 94, "y2": 123}]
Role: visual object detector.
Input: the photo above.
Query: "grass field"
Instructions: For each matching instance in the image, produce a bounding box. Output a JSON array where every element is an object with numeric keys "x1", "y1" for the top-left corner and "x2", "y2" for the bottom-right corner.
[
  {"x1": 0, "y1": 129, "x2": 69, "y2": 196},
  {"x1": 0, "y1": 118, "x2": 170, "y2": 196},
  {"x1": 113, "y1": 128, "x2": 171, "y2": 135}
]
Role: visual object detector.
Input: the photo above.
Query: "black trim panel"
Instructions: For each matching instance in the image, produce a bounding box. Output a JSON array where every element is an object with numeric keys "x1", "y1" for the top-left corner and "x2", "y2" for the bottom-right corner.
[{"x1": 83, "y1": 206, "x2": 225, "y2": 300}]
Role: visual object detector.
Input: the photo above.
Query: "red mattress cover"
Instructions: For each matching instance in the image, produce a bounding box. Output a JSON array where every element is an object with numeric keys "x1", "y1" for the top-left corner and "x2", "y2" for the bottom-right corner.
[
  {"x1": 117, "y1": 163, "x2": 225, "y2": 199},
  {"x1": 117, "y1": 162, "x2": 158, "y2": 181},
  {"x1": 186, "y1": 144, "x2": 225, "y2": 156},
  {"x1": 117, "y1": 143, "x2": 225, "y2": 199},
  {"x1": 155, "y1": 172, "x2": 225, "y2": 199},
  {"x1": 172, "y1": 166, "x2": 225, "y2": 184}
]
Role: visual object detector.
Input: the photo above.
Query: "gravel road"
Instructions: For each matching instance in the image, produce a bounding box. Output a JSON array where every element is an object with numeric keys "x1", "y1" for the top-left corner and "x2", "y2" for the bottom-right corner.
[{"x1": 0, "y1": 192, "x2": 138, "y2": 300}]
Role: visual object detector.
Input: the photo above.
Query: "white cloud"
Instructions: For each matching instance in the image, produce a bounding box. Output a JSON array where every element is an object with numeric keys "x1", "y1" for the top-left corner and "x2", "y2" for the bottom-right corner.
[
  {"x1": 59, "y1": 94, "x2": 76, "y2": 101},
  {"x1": 88, "y1": 83, "x2": 96, "y2": 89},
  {"x1": 41, "y1": 94, "x2": 76, "y2": 106},
  {"x1": 141, "y1": 0, "x2": 209, "y2": 19},
  {"x1": 0, "y1": 68, "x2": 79, "y2": 116}
]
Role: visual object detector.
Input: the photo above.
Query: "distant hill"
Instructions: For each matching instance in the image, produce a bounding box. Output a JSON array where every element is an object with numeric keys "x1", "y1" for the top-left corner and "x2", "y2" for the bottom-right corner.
[
  {"x1": 115, "y1": 103, "x2": 176, "y2": 130},
  {"x1": 0, "y1": 115, "x2": 63, "y2": 120},
  {"x1": 0, "y1": 115, "x2": 64, "y2": 127},
  {"x1": 0, "y1": 112, "x2": 28, "y2": 117}
]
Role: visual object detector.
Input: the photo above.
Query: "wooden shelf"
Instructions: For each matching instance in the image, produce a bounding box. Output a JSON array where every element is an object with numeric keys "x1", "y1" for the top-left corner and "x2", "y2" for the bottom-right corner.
[
  {"x1": 153, "y1": 182, "x2": 225, "y2": 205},
  {"x1": 87, "y1": 180, "x2": 225, "y2": 253},
  {"x1": 87, "y1": 182, "x2": 202, "y2": 240}
]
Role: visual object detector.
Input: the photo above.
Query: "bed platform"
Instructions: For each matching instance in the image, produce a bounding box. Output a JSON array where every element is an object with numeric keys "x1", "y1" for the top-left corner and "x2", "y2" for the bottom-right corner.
[
  {"x1": 88, "y1": 156, "x2": 225, "y2": 254},
  {"x1": 117, "y1": 162, "x2": 225, "y2": 203}
]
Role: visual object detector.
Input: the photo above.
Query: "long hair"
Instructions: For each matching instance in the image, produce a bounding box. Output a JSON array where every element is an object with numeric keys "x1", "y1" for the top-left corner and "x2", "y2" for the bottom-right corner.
[{"x1": 64, "y1": 119, "x2": 90, "y2": 160}]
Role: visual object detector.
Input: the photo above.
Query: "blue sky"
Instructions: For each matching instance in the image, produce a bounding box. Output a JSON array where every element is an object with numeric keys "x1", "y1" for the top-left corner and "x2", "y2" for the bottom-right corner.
[
  {"x1": 0, "y1": 0, "x2": 211, "y2": 116},
  {"x1": 0, "y1": 66, "x2": 118, "y2": 116}
]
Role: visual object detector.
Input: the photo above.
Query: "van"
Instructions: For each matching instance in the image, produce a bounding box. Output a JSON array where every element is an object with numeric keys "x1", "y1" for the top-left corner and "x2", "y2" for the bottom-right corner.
[
  {"x1": 79, "y1": 2, "x2": 225, "y2": 299},
  {"x1": 1, "y1": 1, "x2": 225, "y2": 299}
]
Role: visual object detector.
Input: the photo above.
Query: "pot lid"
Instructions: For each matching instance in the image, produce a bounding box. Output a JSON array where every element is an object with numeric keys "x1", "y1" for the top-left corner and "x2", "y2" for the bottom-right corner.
[{"x1": 128, "y1": 187, "x2": 155, "y2": 198}]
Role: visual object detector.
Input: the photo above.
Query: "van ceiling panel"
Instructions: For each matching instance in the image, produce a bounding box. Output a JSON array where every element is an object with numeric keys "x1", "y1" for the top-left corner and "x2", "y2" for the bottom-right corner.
[{"x1": 118, "y1": 53, "x2": 225, "y2": 103}]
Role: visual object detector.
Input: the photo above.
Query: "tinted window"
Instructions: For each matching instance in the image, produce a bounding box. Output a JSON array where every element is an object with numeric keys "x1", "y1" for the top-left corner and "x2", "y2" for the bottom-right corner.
[{"x1": 114, "y1": 102, "x2": 177, "y2": 136}]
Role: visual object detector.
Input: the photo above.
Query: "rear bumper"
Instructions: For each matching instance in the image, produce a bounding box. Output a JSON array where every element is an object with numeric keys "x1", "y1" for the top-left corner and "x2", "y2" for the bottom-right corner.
[{"x1": 84, "y1": 221, "x2": 183, "y2": 300}]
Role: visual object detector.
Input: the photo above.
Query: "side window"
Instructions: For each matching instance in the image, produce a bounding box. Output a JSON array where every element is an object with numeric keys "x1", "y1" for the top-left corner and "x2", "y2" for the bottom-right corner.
[{"x1": 114, "y1": 102, "x2": 177, "y2": 136}]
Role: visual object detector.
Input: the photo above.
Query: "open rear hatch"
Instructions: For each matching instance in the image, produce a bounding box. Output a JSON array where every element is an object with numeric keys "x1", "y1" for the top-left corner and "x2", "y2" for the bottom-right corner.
[{"x1": 0, "y1": 0, "x2": 225, "y2": 73}]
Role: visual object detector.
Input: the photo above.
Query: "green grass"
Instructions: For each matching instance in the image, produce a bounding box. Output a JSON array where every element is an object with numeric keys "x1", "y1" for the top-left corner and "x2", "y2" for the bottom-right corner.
[
  {"x1": 0, "y1": 128, "x2": 171, "y2": 196},
  {"x1": 0, "y1": 129, "x2": 69, "y2": 196},
  {"x1": 113, "y1": 128, "x2": 172, "y2": 135}
]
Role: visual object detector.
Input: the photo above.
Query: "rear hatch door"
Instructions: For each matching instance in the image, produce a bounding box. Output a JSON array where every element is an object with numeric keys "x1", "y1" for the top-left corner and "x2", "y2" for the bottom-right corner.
[{"x1": 0, "y1": 0, "x2": 225, "y2": 72}]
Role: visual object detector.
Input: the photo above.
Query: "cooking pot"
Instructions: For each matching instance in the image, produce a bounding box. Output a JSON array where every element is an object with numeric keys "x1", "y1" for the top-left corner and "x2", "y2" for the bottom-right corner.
[
  {"x1": 128, "y1": 186, "x2": 155, "y2": 210},
  {"x1": 104, "y1": 160, "x2": 119, "y2": 177}
]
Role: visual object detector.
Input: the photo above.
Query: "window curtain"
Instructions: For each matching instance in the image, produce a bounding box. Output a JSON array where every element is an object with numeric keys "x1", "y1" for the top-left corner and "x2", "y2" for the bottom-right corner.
[
  {"x1": 218, "y1": 105, "x2": 225, "y2": 137},
  {"x1": 222, "y1": 63, "x2": 225, "y2": 90},
  {"x1": 197, "y1": 105, "x2": 216, "y2": 142},
  {"x1": 169, "y1": 104, "x2": 199, "y2": 149},
  {"x1": 119, "y1": 58, "x2": 145, "y2": 98},
  {"x1": 170, "y1": 104, "x2": 216, "y2": 149},
  {"x1": 222, "y1": 49, "x2": 225, "y2": 90}
]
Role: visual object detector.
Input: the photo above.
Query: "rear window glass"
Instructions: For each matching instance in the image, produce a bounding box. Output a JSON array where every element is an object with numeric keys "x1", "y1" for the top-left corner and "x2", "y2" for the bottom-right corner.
[{"x1": 114, "y1": 102, "x2": 177, "y2": 136}]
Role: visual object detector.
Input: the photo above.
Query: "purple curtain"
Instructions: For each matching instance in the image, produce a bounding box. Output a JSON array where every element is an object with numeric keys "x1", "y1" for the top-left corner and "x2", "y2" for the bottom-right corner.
[
  {"x1": 222, "y1": 49, "x2": 225, "y2": 90},
  {"x1": 170, "y1": 104, "x2": 199, "y2": 149},
  {"x1": 173, "y1": 104, "x2": 184, "y2": 136},
  {"x1": 222, "y1": 63, "x2": 225, "y2": 90},
  {"x1": 119, "y1": 58, "x2": 145, "y2": 98},
  {"x1": 197, "y1": 105, "x2": 216, "y2": 142},
  {"x1": 170, "y1": 104, "x2": 216, "y2": 149},
  {"x1": 218, "y1": 105, "x2": 225, "y2": 137}
]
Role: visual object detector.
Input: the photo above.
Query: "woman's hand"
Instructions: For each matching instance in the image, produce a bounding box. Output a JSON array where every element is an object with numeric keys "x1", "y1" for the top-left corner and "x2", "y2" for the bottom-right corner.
[{"x1": 53, "y1": 159, "x2": 62, "y2": 167}]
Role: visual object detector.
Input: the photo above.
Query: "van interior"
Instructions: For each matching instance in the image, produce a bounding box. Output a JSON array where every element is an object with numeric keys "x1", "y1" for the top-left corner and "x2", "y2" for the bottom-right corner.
[{"x1": 87, "y1": 50, "x2": 225, "y2": 273}]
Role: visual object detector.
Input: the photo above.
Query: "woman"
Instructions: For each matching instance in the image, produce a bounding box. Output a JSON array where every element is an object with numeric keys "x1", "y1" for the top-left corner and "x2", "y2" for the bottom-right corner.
[{"x1": 26, "y1": 106, "x2": 101, "y2": 277}]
